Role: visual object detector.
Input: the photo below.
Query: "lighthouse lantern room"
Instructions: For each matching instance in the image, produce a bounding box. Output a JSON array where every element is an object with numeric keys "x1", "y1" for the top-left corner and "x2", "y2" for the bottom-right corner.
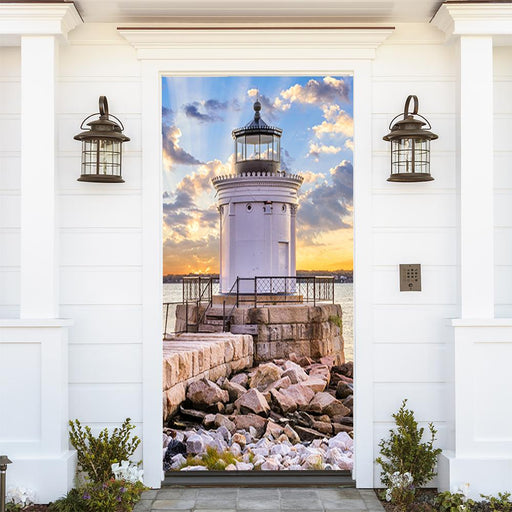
[{"x1": 212, "y1": 101, "x2": 304, "y2": 294}]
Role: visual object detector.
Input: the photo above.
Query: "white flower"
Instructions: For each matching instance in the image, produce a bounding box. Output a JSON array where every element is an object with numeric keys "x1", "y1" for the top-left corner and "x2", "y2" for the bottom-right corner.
[
  {"x1": 111, "y1": 460, "x2": 144, "y2": 483},
  {"x1": 385, "y1": 489, "x2": 392, "y2": 502},
  {"x1": 7, "y1": 487, "x2": 35, "y2": 506}
]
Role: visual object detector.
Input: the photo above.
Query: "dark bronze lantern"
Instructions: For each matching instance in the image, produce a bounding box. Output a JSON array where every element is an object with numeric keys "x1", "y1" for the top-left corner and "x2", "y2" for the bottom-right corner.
[
  {"x1": 383, "y1": 95, "x2": 438, "y2": 182},
  {"x1": 74, "y1": 96, "x2": 130, "y2": 183}
]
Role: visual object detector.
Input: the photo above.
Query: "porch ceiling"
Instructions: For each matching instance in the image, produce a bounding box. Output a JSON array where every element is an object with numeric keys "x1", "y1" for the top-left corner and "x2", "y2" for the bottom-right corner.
[{"x1": 69, "y1": 0, "x2": 447, "y2": 24}]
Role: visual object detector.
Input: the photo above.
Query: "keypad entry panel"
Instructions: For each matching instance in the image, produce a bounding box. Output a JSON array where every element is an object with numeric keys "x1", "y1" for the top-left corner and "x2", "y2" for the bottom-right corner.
[{"x1": 399, "y1": 264, "x2": 422, "y2": 292}]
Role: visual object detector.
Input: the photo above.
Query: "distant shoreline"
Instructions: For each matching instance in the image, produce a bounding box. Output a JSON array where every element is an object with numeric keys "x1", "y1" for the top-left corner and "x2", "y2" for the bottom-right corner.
[{"x1": 163, "y1": 270, "x2": 353, "y2": 284}]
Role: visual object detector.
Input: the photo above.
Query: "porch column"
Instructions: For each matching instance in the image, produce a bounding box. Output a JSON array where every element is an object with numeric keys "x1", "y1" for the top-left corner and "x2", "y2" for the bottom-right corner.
[
  {"x1": 432, "y1": 3, "x2": 512, "y2": 497},
  {"x1": 20, "y1": 35, "x2": 58, "y2": 318},
  {"x1": 458, "y1": 36, "x2": 494, "y2": 319}
]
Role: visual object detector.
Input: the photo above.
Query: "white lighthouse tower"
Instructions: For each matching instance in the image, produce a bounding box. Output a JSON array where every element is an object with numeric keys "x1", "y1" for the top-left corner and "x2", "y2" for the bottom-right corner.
[{"x1": 212, "y1": 101, "x2": 303, "y2": 294}]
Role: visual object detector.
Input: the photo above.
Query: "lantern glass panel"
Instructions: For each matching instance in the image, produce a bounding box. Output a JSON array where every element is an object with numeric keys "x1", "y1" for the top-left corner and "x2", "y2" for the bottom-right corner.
[
  {"x1": 391, "y1": 138, "x2": 431, "y2": 175},
  {"x1": 81, "y1": 140, "x2": 98, "y2": 175}
]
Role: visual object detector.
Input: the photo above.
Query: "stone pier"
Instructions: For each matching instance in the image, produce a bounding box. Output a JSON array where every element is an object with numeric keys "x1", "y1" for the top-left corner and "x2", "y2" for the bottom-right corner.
[
  {"x1": 175, "y1": 303, "x2": 344, "y2": 365},
  {"x1": 163, "y1": 333, "x2": 253, "y2": 421}
]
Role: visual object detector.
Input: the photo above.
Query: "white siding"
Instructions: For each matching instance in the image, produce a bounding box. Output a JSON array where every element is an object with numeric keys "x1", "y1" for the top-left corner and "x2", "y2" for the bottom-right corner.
[
  {"x1": 371, "y1": 24, "x2": 458, "y2": 485},
  {"x1": 494, "y1": 46, "x2": 512, "y2": 317},
  {"x1": 56, "y1": 25, "x2": 143, "y2": 431},
  {"x1": 0, "y1": 47, "x2": 20, "y2": 318}
]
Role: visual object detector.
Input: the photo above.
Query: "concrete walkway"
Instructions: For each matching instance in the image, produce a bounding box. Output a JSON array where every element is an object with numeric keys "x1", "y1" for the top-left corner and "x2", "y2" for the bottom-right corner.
[{"x1": 133, "y1": 487, "x2": 384, "y2": 512}]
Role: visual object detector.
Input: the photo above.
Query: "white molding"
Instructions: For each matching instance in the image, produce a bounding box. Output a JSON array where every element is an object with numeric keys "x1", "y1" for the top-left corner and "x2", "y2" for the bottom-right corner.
[
  {"x1": 137, "y1": 55, "x2": 376, "y2": 487},
  {"x1": 0, "y1": 3, "x2": 82, "y2": 38},
  {"x1": 119, "y1": 27, "x2": 394, "y2": 60},
  {"x1": 432, "y1": 3, "x2": 512, "y2": 39}
]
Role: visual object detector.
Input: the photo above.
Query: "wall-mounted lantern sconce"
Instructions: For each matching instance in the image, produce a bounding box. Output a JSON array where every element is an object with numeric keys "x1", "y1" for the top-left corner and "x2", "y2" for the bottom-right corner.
[
  {"x1": 0, "y1": 455, "x2": 12, "y2": 512},
  {"x1": 383, "y1": 95, "x2": 438, "y2": 182},
  {"x1": 74, "y1": 96, "x2": 130, "y2": 183}
]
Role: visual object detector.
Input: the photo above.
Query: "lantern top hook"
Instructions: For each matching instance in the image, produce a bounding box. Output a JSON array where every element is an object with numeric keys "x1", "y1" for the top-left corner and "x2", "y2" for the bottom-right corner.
[
  {"x1": 99, "y1": 96, "x2": 109, "y2": 118},
  {"x1": 404, "y1": 94, "x2": 418, "y2": 118}
]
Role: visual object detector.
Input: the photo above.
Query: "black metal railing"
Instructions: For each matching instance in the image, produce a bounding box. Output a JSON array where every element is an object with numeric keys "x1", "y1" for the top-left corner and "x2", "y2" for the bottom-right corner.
[
  {"x1": 163, "y1": 275, "x2": 333, "y2": 337},
  {"x1": 230, "y1": 275, "x2": 334, "y2": 307},
  {"x1": 163, "y1": 277, "x2": 219, "y2": 337}
]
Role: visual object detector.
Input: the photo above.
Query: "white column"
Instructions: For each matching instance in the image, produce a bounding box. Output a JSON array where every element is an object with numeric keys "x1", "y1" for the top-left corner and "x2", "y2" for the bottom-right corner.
[
  {"x1": 20, "y1": 35, "x2": 58, "y2": 319},
  {"x1": 458, "y1": 36, "x2": 494, "y2": 319}
]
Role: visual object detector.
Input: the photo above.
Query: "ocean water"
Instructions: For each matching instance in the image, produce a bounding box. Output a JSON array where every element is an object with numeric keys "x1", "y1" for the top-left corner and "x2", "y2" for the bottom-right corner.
[{"x1": 163, "y1": 282, "x2": 353, "y2": 361}]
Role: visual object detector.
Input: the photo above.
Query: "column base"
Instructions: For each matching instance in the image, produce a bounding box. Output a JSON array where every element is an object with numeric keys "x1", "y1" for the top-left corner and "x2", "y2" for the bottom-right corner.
[
  {"x1": 6, "y1": 451, "x2": 77, "y2": 504},
  {"x1": 438, "y1": 451, "x2": 512, "y2": 498}
]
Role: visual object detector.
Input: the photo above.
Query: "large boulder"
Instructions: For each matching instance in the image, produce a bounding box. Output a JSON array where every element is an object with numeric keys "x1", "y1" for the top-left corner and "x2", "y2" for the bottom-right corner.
[
  {"x1": 232, "y1": 413, "x2": 267, "y2": 437},
  {"x1": 186, "y1": 379, "x2": 229, "y2": 410},
  {"x1": 249, "y1": 363, "x2": 283, "y2": 391},
  {"x1": 230, "y1": 373, "x2": 249, "y2": 388},
  {"x1": 307, "y1": 392, "x2": 350, "y2": 417},
  {"x1": 336, "y1": 381, "x2": 353, "y2": 399},
  {"x1": 223, "y1": 380, "x2": 247, "y2": 402},
  {"x1": 235, "y1": 388, "x2": 271, "y2": 416},
  {"x1": 302, "y1": 377, "x2": 327, "y2": 393},
  {"x1": 279, "y1": 383, "x2": 315, "y2": 409},
  {"x1": 270, "y1": 388, "x2": 297, "y2": 414},
  {"x1": 282, "y1": 361, "x2": 308, "y2": 384}
]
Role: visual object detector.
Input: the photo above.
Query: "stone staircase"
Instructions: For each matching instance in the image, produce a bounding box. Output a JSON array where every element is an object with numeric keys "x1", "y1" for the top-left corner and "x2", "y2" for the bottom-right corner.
[{"x1": 190, "y1": 306, "x2": 229, "y2": 333}]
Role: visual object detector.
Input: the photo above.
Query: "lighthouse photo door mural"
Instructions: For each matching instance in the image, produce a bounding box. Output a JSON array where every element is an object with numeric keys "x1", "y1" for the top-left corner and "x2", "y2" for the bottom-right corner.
[{"x1": 162, "y1": 76, "x2": 354, "y2": 473}]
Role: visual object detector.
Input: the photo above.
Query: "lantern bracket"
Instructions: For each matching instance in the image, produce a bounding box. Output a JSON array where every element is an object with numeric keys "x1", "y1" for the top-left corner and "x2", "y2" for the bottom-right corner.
[
  {"x1": 78, "y1": 96, "x2": 125, "y2": 132},
  {"x1": 387, "y1": 94, "x2": 432, "y2": 132}
]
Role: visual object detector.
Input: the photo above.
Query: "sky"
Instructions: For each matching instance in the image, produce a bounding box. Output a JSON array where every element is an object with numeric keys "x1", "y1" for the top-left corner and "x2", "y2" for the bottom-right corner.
[{"x1": 162, "y1": 75, "x2": 353, "y2": 275}]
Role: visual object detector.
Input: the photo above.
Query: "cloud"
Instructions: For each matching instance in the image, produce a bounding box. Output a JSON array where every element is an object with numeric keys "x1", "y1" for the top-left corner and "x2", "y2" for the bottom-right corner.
[
  {"x1": 162, "y1": 125, "x2": 203, "y2": 168},
  {"x1": 280, "y1": 149, "x2": 294, "y2": 172},
  {"x1": 278, "y1": 76, "x2": 350, "y2": 108},
  {"x1": 344, "y1": 139, "x2": 354, "y2": 152},
  {"x1": 312, "y1": 109, "x2": 353, "y2": 139},
  {"x1": 307, "y1": 142, "x2": 342, "y2": 161},
  {"x1": 297, "y1": 160, "x2": 353, "y2": 243},
  {"x1": 300, "y1": 170, "x2": 326, "y2": 184},
  {"x1": 164, "y1": 158, "x2": 231, "y2": 212}
]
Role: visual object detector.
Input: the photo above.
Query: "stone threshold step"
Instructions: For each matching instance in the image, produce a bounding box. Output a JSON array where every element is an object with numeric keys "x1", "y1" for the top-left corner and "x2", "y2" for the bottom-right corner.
[{"x1": 163, "y1": 470, "x2": 354, "y2": 487}]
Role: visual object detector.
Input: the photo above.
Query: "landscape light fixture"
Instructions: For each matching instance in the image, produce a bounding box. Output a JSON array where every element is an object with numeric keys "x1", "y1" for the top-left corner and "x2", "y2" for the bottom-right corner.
[
  {"x1": 74, "y1": 96, "x2": 130, "y2": 183},
  {"x1": 0, "y1": 455, "x2": 12, "y2": 512},
  {"x1": 383, "y1": 95, "x2": 438, "y2": 182}
]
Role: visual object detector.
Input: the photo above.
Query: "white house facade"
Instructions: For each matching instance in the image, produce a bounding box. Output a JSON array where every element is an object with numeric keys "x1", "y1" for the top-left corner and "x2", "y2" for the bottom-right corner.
[{"x1": 0, "y1": 0, "x2": 512, "y2": 502}]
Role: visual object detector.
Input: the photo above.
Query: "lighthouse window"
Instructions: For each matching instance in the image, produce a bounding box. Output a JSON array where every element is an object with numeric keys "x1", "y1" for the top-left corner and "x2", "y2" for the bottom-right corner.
[
  {"x1": 246, "y1": 204, "x2": 253, "y2": 212},
  {"x1": 236, "y1": 136, "x2": 245, "y2": 162},
  {"x1": 245, "y1": 133, "x2": 261, "y2": 160},
  {"x1": 282, "y1": 204, "x2": 287, "y2": 212}
]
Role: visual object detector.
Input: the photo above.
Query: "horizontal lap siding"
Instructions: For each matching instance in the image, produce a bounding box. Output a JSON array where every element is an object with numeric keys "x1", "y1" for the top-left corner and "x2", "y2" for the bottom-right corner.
[
  {"x1": 371, "y1": 26, "x2": 457, "y2": 486},
  {"x1": 0, "y1": 48, "x2": 20, "y2": 318},
  {"x1": 57, "y1": 28, "x2": 144, "y2": 429},
  {"x1": 494, "y1": 47, "x2": 512, "y2": 317}
]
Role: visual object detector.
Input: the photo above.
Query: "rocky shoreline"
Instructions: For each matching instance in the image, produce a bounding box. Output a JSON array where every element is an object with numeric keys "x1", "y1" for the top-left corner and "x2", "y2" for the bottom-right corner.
[{"x1": 163, "y1": 354, "x2": 354, "y2": 471}]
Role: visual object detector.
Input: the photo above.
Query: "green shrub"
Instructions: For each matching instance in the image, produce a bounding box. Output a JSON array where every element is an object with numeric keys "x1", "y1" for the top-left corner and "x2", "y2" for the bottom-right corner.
[
  {"x1": 376, "y1": 399, "x2": 442, "y2": 490},
  {"x1": 49, "y1": 480, "x2": 146, "y2": 512},
  {"x1": 480, "y1": 492, "x2": 512, "y2": 512},
  {"x1": 68, "y1": 418, "x2": 141, "y2": 484}
]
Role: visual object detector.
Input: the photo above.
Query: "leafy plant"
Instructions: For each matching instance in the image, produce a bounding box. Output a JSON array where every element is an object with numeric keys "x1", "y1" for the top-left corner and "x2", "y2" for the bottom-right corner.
[
  {"x1": 480, "y1": 492, "x2": 512, "y2": 512},
  {"x1": 376, "y1": 399, "x2": 442, "y2": 489},
  {"x1": 68, "y1": 418, "x2": 141, "y2": 484},
  {"x1": 49, "y1": 488, "x2": 87, "y2": 512},
  {"x1": 49, "y1": 480, "x2": 146, "y2": 512},
  {"x1": 435, "y1": 491, "x2": 474, "y2": 512}
]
